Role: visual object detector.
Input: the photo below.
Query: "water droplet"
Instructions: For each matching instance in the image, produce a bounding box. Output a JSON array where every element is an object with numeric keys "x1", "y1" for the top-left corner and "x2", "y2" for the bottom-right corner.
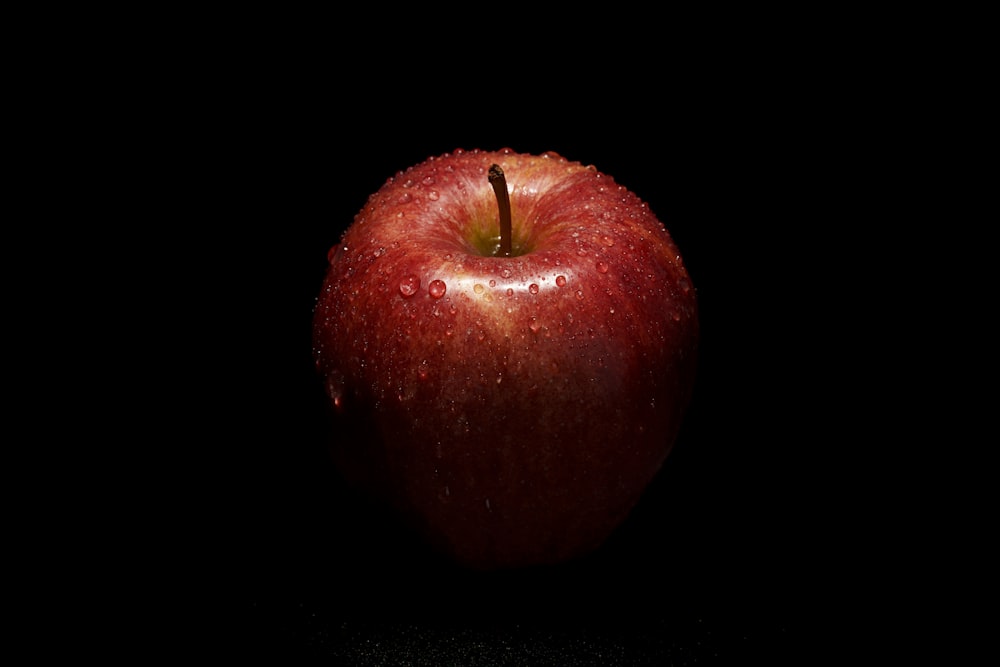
[
  {"x1": 575, "y1": 290, "x2": 584, "y2": 300},
  {"x1": 529, "y1": 318, "x2": 541, "y2": 333},
  {"x1": 473, "y1": 283, "x2": 485, "y2": 295},
  {"x1": 422, "y1": 176, "x2": 436, "y2": 186},
  {"x1": 428, "y1": 279, "x2": 447, "y2": 299},
  {"x1": 529, "y1": 283, "x2": 539, "y2": 295},
  {"x1": 397, "y1": 192, "x2": 412, "y2": 204},
  {"x1": 428, "y1": 190, "x2": 439, "y2": 201},
  {"x1": 325, "y1": 371, "x2": 346, "y2": 411},
  {"x1": 555, "y1": 275, "x2": 567, "y2": 287},
  {"x1": 488, "y1": 279, "x2": 496, "y2": 288},
  {"x1": 373, "y1": 246, "x2": 385, "y2": 258},
  {"x1": 505, "y1": 288, "x2": 514, "y2": 297},
  {"x1": 500, "y1": 267, "x2": 512, "y2": 279},
  {"x1": 596, "y1": 260, "x2": 609, "y2": 274},
  {"x1": 601, "y1": 235, "x2": 615, "y2": 247},
  {"x1": 398, "y1": 275, "x2": 420, "y2": 297}
]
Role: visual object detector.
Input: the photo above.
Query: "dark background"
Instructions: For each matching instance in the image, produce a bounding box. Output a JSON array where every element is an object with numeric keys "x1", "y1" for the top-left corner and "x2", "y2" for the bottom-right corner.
[{"x1": 180, "y1": 35, "x2": 883, "y2": 663}]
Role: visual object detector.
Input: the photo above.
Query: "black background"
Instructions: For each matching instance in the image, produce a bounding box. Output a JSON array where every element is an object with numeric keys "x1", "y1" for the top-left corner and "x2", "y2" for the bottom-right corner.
[{"x1": 179, "y1": 32, "x2": 886, "y2": 663}]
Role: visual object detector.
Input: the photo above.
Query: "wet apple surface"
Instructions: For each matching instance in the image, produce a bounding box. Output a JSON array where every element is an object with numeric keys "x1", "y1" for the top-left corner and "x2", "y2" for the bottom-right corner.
[{"x1": 312, "y1": 148, "x2": 699, "y2": 569}]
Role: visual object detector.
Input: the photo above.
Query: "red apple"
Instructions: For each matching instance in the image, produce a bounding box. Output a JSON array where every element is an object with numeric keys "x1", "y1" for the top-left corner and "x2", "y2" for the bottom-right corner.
[{"x1": 312, "y1": 148, "x2": 698, "y2": 569}]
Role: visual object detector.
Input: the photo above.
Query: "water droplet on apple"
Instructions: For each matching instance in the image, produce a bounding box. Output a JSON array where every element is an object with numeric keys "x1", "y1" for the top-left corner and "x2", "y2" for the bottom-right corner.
[
  {"x1": 575, "y1": 290, "x2": 584, "y2": 300},
  {"x1": 500, "y1": 267, "x2": 512, "y2": 279},
  {"x1": 428, "y1": 279, "x2": 447, "y2": 299},
  {"x1": 473, "y1": 283, "x2": 485, "y2": 295},
  {"x1": 556, "y1": 275, "x2": 567, "y2": 287},
  {"x1": 596, "y1": 260, "x2": 609, "y2": 274},
  {"x1": 529, "y1": 318, "x2": 541, "y2": 333},
  {"x1": 488, "y1": 279, "x2": 496, "y2": 288},
  {"x1": 398, "y1": 192, "x2": 412, "y2": 204},
  {"x1": 428, "y1": 190, "x2": 439, "y2": 201},
  {"x1": 505, "y1": 288, "x2": 514, "y2": 297},
  {"x1": 373, "y1": 246, "x2": 385, "y2": 258},
  {"x1": 325, "y1": 371, "x2": 346, "y2": 411},
  {"x1": 601, "y1": 235, "x2": 615, "y2": 247},
  {"x1": 327, "y1": 245, "x2": 345, "y2": 264},
  {"x1": 422, "y1": 175, "x2": 436, "y2": 186},
  {"x1": 398, "y1": 275, "x2": 420, "y2": 297}
]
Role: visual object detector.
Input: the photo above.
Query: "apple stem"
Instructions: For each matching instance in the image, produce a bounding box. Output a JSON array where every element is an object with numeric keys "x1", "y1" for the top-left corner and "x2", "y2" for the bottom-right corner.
[{"x1": 488, "y1": 164, "x2": 512, "y2": 257}]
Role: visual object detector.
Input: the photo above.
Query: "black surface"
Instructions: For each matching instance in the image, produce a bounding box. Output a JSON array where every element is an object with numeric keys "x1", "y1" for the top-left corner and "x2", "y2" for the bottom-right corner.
[{"x1": 174, "y1": 38, "x2": 878, "y2": 663}]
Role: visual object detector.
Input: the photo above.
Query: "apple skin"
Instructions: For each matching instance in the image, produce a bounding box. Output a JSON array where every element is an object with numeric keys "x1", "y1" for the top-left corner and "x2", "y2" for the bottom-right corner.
[{"x1": 312, "y1": 148, "x2": 698, "y2": 570}]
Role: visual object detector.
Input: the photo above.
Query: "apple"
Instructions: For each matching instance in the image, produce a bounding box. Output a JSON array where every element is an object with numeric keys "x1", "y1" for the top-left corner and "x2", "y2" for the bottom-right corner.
[{"x1": 312, "y1": 148, "x2": 699, "y2": 570}]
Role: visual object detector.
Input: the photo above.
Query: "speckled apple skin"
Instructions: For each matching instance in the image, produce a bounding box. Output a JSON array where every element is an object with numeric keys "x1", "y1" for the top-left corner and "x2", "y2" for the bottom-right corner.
[{"x1": 312, "y1": 148, "x2": 699, "y2": 569}]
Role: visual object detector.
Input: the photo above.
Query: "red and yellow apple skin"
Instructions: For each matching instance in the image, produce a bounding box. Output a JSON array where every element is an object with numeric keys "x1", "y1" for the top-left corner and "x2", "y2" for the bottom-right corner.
[{"x1": 312, "y1": 148, "x2": 699, "y2": 570}]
